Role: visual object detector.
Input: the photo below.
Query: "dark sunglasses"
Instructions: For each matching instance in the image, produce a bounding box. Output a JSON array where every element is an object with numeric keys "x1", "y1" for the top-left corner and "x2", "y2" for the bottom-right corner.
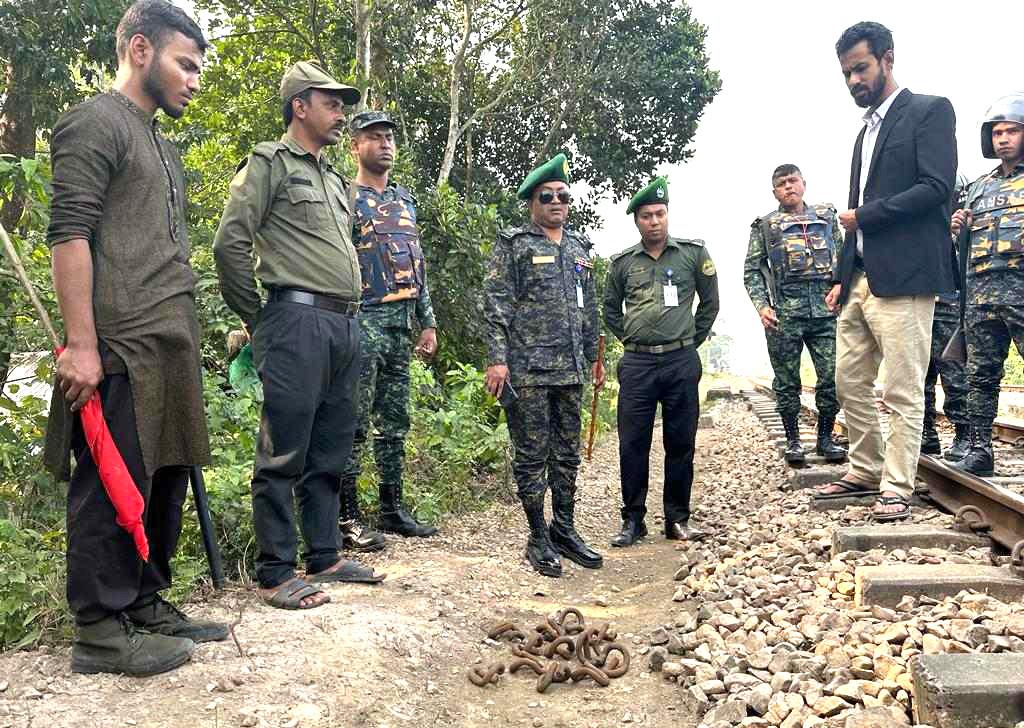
[{"x1": 538, "y1": 190, "x2": 571, "y2": 204}]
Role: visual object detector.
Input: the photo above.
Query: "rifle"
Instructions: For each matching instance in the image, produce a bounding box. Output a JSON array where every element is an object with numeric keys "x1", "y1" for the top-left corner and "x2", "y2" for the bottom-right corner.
[
  {"x1": 757, "y1": 219, "x2": 778, "y2": 309},
  {"x1": 585, "y1": 334, "x2": 606, "y2": 461},
  {"x1": 0, "y1": 222, "x2": 225, "y2": 589},
  {"x1": 941, "y1": 177, "x2": 972, "y2": 364}
]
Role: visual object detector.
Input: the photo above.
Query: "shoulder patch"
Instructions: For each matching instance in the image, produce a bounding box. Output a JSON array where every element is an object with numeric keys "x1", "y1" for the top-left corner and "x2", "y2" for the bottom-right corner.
[
  {"x1": 610, "y1": 243, "x2": 641, "y2": 262},
  {"x1": 751, "y1": 217, "x2": 762, "y2": 229},
  {"x1": 497, "y1": 225, "x2": 526, "y2": 242},
  {"x1": 701, "y1": 258, "x2": 717, "y2": 276}
]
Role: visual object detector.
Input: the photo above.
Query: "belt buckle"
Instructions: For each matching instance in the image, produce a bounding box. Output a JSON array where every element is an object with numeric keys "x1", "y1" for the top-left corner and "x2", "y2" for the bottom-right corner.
[{"x1": 650, "y1": 344, "x2": 666, "y2": 354}]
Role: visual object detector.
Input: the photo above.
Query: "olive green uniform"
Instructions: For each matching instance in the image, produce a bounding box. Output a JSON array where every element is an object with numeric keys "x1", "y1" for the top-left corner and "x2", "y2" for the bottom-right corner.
[
  {"x1": 603, "y1": 237, "x2": 719, "y2": 524},
  {"x1": 214, "y1": 132, "x2": 361, "y2": 588}
]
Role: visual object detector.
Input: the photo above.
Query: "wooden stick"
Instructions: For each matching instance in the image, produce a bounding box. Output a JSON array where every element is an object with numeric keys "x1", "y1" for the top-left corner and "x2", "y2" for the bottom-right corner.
[
  {"x1": 0, "y1": 222, "x2": 60, "y2": 349},
  {"x1": 586, "y1": 334, "x2": 606, "y2": 461}
]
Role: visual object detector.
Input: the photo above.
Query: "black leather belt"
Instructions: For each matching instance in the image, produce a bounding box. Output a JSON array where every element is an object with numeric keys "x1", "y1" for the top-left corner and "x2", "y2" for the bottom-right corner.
[
  {"x1": 624, "y1": 339, "x2": 693, "y2": 354},
  {"x1": 269, "y1": 288, "x2": 360, "y2": 316}
]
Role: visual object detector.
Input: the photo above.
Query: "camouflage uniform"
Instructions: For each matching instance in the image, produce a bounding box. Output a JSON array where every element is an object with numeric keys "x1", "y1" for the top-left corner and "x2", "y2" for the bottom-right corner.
[
  {"x1": 743, "y1": 203, "x2": 842, "y2": 419},
  {"x1": 963, "y1": 161, "x2": 1024, "y2": 425},
  {"x1": 483, "y1": 223, "x2": 599, "y2": 509},
  {"x1": 342, "y1": 183, "x2": 436, "y2": 489},
  {"x1": 925, "y1": 296, "x2": 968, "y2": 425}
]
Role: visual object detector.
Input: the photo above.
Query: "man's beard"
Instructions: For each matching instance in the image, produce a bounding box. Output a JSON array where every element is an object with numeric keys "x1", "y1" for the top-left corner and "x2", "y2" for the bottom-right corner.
[
  {"x1": 854, "y1": 68, "x2": 888, "y2": 109},
  {"x1": 143, "y1": 59, "x2": 183, "y2": 119}
]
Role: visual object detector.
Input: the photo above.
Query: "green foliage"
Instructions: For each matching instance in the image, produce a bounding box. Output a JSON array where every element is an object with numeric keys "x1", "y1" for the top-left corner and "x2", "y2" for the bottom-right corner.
[
  {"x1": 0, "y1": 520, "x2": 66, "y2": 651},
  {"x1": 417, "y1": 185, "x2": 499, "y2": 369}
]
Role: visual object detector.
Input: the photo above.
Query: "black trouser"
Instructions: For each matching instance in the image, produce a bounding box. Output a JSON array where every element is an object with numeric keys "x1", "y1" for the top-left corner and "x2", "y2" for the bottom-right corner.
[
  {"x1": 66, "y1": 373, "x2": 189, "y2": 625},
  {"x1": 616, "y1": 346, "x2": 702, "y2": 524},
  {"x1": 251, "y1": 300, "x2": 360, "y2": 588}
]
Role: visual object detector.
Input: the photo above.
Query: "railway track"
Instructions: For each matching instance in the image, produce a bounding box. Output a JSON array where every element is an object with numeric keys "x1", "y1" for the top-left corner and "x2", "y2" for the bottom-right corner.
[{"x1": 743, "y1": 379, "x2": 1024, "y2": 569}]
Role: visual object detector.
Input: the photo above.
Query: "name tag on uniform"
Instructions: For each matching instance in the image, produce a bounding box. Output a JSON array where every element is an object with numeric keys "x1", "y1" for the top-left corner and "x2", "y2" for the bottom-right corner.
[
  {"x1": 576, "y1": 282, "x2": 584, "y2": 309},
  {"x1": 532, "y1": 255, "x2": 555, "y2": 264},
  {"x1": 663, "y1": 284, "x2": 679, "y2": 307}
]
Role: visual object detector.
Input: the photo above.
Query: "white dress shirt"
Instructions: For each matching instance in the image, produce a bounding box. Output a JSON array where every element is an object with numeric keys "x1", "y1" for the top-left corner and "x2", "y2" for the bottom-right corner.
[{"x1": 856, "y1": 86, "x2": 901, "y2": 256}]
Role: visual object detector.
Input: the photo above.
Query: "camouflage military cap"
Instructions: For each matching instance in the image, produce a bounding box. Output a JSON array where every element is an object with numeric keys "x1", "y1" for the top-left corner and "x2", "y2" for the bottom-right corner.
[
  {"x1": 517, "y1": 153, "x2": 570, "y2": 200},
  {"x1": 626, "y1": 176, "x2": 669, "y2": 215},
  {"x1": 280, "y1": 61, "x2": 360, "y2": 105},
  {"x1": 349, "y1": 110, "x2": 397, "y2": 133}
]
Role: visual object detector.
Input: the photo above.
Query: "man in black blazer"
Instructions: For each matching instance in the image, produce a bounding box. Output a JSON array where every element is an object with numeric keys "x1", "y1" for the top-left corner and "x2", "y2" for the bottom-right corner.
[{"x1": 813, "y1": 22, "x2": 957, "y2": 522}]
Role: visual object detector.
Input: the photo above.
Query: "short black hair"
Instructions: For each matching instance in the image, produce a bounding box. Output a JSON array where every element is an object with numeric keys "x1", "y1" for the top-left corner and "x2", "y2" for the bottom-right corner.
[
  {"x1": 772, "y1": 164, "x2": 802, "y2": 183},
  {"x1": 282, "y1": 89, "x2": 314, "y2": 128},
  {"x1": 836, "y1": 21, "x2": 893, "y2": 59},
  {"x1": 116, "y1": 0, "x2": 208, "y2": 58}
]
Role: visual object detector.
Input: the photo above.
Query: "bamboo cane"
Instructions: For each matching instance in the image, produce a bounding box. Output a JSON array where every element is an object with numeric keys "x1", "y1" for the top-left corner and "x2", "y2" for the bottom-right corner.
[
  {"x1": 585, "y1": 334, "x2": 606, "y2": 461},
  {"x1": 0, "y1": 223, "x2": 59, "y2": 348}
]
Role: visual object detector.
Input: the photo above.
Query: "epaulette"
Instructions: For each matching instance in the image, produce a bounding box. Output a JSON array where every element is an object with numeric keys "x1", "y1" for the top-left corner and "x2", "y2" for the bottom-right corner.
[
  {"x1": 813, "y1": 203, "x2": 837, "y2": 218},
  {"x1": 610, "y1": 243, "x2": 642, "y2": 262},
  {"x1": 393, "y1": 183, "x2": 418, "y2": 207},
  {"x1": 498, "y1": 225, "x2": 529, "y2": 241},
  {"x1": 751, "y1": 217, "x2": 762, "y2": 229},
  {"x1": 235, "y1": 141, "x2": 286, "y2": 174},
  {"x1": 676, "y1": 237, "x2": 705, "y2": 247},
  {"x1": 565, "y1": 227, "x2": 594, "y2": 250}
]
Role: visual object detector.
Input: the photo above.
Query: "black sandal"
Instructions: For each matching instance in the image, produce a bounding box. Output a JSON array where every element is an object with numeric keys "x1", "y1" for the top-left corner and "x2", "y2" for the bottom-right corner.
[
  {"x1": 871, "y1": 494, "x2": 911, "y2": 522},
  {"x1": 812, "y1": 478, "x2": 880, "y2": 501},
  {"x1": 259, "y1": 578, "x2": 331, "y2": 610},
  {"x1": 307, "y1": 559, "x2": 386, "y2": 584}
]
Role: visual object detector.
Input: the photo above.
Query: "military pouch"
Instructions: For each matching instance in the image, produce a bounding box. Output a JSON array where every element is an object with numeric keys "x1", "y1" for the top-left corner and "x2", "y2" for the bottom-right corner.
[
  {"x1": 995, "y1": 214, "x2": 1024, "y2": 256},
  {"x1": 774, "y1": 219, "x2": 831, "y2": 280}
]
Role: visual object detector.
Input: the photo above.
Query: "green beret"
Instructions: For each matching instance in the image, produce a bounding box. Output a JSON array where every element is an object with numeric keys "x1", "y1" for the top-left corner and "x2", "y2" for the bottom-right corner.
[
  {"x1": 517, "y1": 153, "x2": 570, "y2": 200},
  {"x1": 626, "y1": 176, "x2": 669, "y2": 215}
]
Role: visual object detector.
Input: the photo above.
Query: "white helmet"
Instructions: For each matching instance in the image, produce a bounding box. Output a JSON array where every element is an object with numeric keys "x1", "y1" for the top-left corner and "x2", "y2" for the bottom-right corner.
[{"x1": 981, "y1": 93, "x2": 1024, "y2": 159}]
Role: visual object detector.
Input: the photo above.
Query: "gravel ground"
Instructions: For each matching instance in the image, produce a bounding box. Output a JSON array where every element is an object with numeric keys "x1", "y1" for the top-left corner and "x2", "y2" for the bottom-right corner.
[{"x1": 3, "y1": 396, "x2": 1023, "y2": 728}]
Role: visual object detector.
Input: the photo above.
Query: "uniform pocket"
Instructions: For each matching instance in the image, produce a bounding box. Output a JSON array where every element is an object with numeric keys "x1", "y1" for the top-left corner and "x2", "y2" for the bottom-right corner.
[{"x1": 286, "y1": 185, "x2": 330, "y2": 226}]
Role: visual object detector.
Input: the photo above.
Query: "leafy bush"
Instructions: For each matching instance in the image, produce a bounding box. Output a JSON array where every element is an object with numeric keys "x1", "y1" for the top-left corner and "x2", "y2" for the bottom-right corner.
[{"x1": 0, "y1": 520, "x2": 66, "y2": 650}]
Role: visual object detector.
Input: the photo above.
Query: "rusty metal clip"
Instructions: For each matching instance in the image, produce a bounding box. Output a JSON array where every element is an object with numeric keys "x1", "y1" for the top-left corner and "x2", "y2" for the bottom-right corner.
[
  {"x1": 954, "y1": 504, "x2": 991, "y2": 533},
  {"x1": 1011, "y1": 540, "x2": 1024, "y2": 579}
]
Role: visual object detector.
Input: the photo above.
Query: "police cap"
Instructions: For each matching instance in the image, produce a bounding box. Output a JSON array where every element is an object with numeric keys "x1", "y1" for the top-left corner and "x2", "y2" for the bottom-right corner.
[
  {"x1": 280, "y1": 61, "x2": 360, "y2": 105},
  {"x1": 517, "y1": 153, "x2": 570, "y2": 200},
  {"x1": 626, "y1": 177, "x2": 669, "y2": 215},
  {"x1": 349, "y1": 110, "x2": 397, "y2": 133}
]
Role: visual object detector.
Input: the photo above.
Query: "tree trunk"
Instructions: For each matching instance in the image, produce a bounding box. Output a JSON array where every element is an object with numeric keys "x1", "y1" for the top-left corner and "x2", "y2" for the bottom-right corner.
[
  {"x1": 437, "y1": 0, "x2": 473, "y2": 187},
  {"x1": 353, "y1": 0, "x2": 372, "y2": 110},
  {"x1": 0, "y1": 62, "x2": 37, "y2": 232},
  {"x1": 0, "y1": 62, "x2": 38, "y2": 391}
]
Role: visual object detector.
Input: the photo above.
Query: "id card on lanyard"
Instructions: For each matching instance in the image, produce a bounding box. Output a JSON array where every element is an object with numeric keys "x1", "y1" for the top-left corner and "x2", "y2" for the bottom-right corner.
[{"x1": 663, "y1": 268, "x2": 679, "y2": 307}]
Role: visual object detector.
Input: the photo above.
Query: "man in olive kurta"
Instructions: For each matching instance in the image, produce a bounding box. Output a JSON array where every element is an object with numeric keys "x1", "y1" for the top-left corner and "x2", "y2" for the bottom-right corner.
[
  {"x1": 214, "y1": 61, "x2": 385, "y2": 609},
  {"x1": 603, "y1": 177, "x2": 719, "y2": 547},
  {"x1": 44, "y1": 0, "x2": 225, "y2": 677}
]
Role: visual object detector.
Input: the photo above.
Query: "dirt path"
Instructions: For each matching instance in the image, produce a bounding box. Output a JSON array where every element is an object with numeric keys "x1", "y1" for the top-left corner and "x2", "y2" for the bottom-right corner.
[{"x1": 0, "y1": 424, "x2": 714, "y2": 728}]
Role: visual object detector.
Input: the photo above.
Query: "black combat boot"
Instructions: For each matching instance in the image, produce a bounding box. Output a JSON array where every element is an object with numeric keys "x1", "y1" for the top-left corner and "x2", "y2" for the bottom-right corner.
[
  {"x1": 944, "y1": 423, "x2": 972, "y2": 462},
  {"x1": 548, "y1": 489, "x2": 603, "y2": 569},
  {"x1": 953, "y1": 423, "x2": 994, "y2": 477},
  {"x1": 125, "y1": 595, "x2": 228, "y2": 643},
  {"x1": 920, "y1": 411, "x2": 941, "y2": 455},
  {"x1": 782, "y1": 414, "x2": 805, "y2": 466},
  {"x1": 339, "y1": 477, "x2": 386, "y2": 552},
  {"x1": 523, "y1": 502, "x2": 562, "y2": 577},
  {"x1": 72, "y1": 614, "x2": 194, "y2": 677},
  {"x1": 379, "y1": 482, "x2": 438, "y2": 537},
  {"x1": 815, "y1": 414, "x2": 847, "y2": 463}
]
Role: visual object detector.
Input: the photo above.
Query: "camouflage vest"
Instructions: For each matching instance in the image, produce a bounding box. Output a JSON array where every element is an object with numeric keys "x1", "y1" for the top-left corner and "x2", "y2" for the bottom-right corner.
[
  {"x1": 353, "y1": 184, "x2": 426, "y2": 305},
  {"x1": 968, "y1": 168, "x2": 1024, "y2": 274},
  {"x1": 760, "y1": 204, "x2": 837, "y2": 283}
]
